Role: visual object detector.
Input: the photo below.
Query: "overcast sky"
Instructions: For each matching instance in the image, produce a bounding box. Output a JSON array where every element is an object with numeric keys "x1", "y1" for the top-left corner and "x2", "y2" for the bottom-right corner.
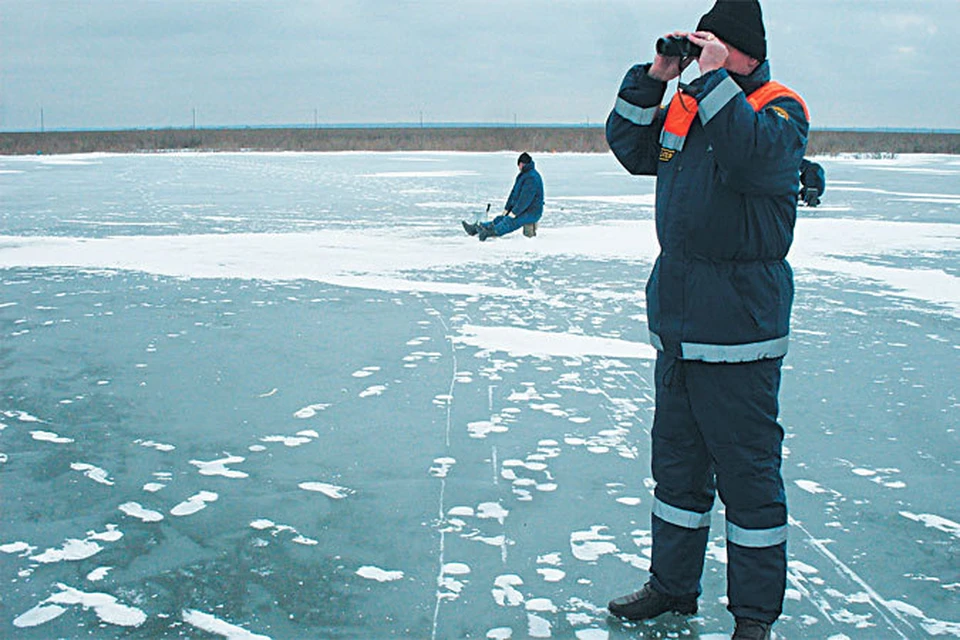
[{"x1": 2, "y1": 0, "x2": 958, "y2": 132}]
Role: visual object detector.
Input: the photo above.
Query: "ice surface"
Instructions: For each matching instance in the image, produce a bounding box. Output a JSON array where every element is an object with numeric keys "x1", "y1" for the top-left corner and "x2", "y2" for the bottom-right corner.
[{"x1": 0, "y1": 151, "x2": 957, "y2": 638}]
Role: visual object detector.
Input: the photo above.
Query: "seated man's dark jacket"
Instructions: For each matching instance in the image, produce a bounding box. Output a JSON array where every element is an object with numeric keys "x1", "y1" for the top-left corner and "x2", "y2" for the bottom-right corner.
[{"x1": 505, "y1": 160, "x2": 544, "y2": 222}]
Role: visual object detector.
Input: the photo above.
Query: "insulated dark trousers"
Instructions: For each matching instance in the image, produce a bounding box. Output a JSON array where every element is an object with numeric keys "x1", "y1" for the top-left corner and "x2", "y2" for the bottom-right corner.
[
  {"x1": 649, "y1": 352, "x2": 787, "y2": 623},
  {"x1": 480, "y1": 212, "x2": 541, "y2": 237}
]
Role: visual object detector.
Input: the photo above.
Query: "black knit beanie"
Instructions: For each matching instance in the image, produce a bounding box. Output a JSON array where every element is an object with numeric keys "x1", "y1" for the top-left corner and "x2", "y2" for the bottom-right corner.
[
  {"x1": 518, "y1": 152, "x2": 532, "y2": 165},
  {"x1": 697, "y1": 0, "x2": 767, "y2": 61}
]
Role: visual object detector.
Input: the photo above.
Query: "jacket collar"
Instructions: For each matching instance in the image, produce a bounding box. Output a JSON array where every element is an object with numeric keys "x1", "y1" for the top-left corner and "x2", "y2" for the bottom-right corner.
[{"x1": 729, "y1": 60, "x2": 770, "y2": 96}]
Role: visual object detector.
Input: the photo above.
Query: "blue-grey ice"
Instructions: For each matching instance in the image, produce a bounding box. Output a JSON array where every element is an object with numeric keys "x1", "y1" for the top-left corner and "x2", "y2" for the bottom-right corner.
[{"x1": 0, "y1": 151, "x2": 957, "y2": 638}]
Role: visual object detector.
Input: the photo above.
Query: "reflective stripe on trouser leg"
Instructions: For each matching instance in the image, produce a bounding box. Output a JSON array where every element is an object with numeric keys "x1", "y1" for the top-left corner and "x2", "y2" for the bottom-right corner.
[
  {"x1": 684, "y1": 357, "x2": 788, "y2": 623},
  {"x1": 649, "y1": 352, "x2": 715, "y2": 598}
]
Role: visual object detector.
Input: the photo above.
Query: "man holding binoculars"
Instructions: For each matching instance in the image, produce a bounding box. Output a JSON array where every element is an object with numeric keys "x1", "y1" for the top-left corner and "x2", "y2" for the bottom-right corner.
[{"x1": 605, "y1": 2, "x2": 810, "y2": 639}]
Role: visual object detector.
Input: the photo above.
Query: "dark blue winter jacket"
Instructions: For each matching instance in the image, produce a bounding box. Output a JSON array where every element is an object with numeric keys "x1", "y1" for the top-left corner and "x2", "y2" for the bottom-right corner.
[
  {"x1": 505, "y1": 160, "x2": 544, "y2": 221},
  {"x1": 606, "y1": 62, "x2": 809, "y2": 362}
]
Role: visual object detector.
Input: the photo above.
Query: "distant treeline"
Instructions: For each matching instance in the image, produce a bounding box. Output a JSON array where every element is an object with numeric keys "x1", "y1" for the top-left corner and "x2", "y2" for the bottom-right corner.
[{"x1": 1, "y1": 127, "x2": 958, "y2": 156}]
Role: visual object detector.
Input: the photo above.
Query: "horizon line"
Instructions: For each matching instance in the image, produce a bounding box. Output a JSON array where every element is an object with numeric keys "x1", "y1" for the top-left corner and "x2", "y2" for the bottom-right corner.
[{"x1": 3, "y1": 123, "x2": 960, "y2": 135}]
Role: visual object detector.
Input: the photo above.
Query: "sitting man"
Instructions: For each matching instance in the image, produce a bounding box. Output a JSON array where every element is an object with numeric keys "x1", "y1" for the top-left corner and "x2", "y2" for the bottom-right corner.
[{"x1": 462, "y1": 152, "x2": 544, "y2": 241}]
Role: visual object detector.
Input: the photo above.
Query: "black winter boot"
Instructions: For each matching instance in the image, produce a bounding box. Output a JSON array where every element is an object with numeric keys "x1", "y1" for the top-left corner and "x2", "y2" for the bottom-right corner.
[
  {"x1": 607, "y1": 582, "x2": 698, "y2": 621},
  {"x1": 732, "y1": 618, "x2": 772, "y2": 639},
  {"x1": 478, "y1": 225, "x2": 496, "y2": 242},
  {"x1": 461, "y1": 220, "x2": 478, "y2": 236}
]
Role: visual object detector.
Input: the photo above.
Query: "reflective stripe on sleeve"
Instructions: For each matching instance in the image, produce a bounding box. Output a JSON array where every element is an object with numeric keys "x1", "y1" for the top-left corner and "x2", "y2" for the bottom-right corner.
[
  {"x1": 659, "y1": 130, "x2": 686, "y2": 152},
  {"x1": 680, "y1": 335, "x2": 789, "y2": 363},
  {"x1": 649, "y1": 331, "x2": 664, "y2": 352},
  {"x1": 727, "y1": 520, "x2": 787, "y2": 548},
  {"x1": 697, "y1": 75, "x2": 741, "y2": 125},
  {"x1": 615, "y1": 97, "x2": 659, "y2": 126},
  {"x1": 653, "y1": 497, "x2": 711, "y2": 530}
]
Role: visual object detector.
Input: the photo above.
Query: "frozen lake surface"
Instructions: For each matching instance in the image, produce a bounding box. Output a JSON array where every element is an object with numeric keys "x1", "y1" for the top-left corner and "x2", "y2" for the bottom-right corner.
[{"x1": 0, "y1": 151, "x2": 958, "y2": 639}]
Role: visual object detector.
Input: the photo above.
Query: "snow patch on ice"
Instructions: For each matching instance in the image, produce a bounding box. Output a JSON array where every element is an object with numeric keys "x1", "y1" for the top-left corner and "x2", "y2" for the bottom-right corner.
[
  {"x1": 30, "y1": 430, "x2": 73, "y2": 444},
  {"x1": 86, "y1": 566, "x2": 112, "y2": 581},
  {"x1": 260, "y1": 432, "x2": 315, "y2": 447},
  {"x1": 357, "y1": 565, "x2": 404, "y2": 582},
  {"x1": 182, "y1": 608, "x2": 271, "y2": 639},
  {"x1": 249, "y1": 519, "x2": 318, "y2": 545},
  {"x1": 170, "y1": 491, "x2": 218, "y2": 516},
  {"x1": 71, "y1": 462, "x2": 115, "y2": 485},
  {"x1": 468, "y1": 417, "x2": 509, "y2": 439},
  {"x1": 0, "y1": 541, "x2": 36, "y2": 556},
  {"x1": 15, "y1": 583, "x2": 146, "y2": 628},
  {"x1": 2, "y1": 409, "x2": 43, "y2": 422},
  {"x1": 190, "y1": 454, "x2": 248, "y2": 478},
  {"x1": 795, "y1": 479, "x2": 829, "y2": 494},
  {"x1": 299, "y1": 482, "x2": 354, "y2": 499},
  {"x1": 455, "y1": 325, "x2": 656, "y2": 360},
  {"x1": 362, "y1": 170, "x2": 478, "y2": 178},
  {"x1": 352, "y1": 366, "x2": 381, "y2": 378},
  {"x1": 570, "y1": 526, "x2": 618, "y2": 562},
  {"x1": 492, "y1": 574, "x2": 525, "y2": 607},
  {"x1": 359, "y1": 384, "x2": 386, "y2": 397},
  {"x1": 477, "y1": 502, "x2": 509, "y2": 525},
  {"x1": 119, "y1": 502, "x2": 164, "y2": 522},
  {"x1": 30, "y1": 525, "x2": 122, "y2": 564},
  {"x1": 553, "y1": 194, "x2": 656, "y2": 206},
  {"x1": 293, "y1": 403, "x2": 330, "y2": 419},
  {"x1": 430, "y1": 457, "x2": 456, "y2": 478},
  {"x1": 136, "y1": 439, "x2": 176, "y2": 452},
  {"x1": 899, "y1": 511, "x2": 960, "y2": 540}
]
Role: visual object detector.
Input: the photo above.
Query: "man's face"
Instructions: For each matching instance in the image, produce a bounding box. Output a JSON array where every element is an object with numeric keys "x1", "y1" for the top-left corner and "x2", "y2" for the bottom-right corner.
[
  {"x1": 717, "y1": 38, "x2": 760, "y2": 75},
  {"x1": 518, "y1": 162, "x2": 525, "y2": 171}
]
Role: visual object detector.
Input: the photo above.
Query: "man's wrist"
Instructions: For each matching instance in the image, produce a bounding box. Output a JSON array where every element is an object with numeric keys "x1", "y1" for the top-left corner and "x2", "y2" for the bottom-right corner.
[{"x1": 646, "y1": 67, "x2": 671, "y2": 82}]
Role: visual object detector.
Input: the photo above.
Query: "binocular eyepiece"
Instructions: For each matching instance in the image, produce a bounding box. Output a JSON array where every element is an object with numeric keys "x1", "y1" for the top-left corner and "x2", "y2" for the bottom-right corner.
[{"x1": 656, "y1": 35, "x2": 702, "y2": 58}]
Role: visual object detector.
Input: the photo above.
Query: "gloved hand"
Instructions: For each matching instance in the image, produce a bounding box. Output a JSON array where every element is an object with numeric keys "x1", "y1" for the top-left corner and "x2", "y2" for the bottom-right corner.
[
  {"x1": 800, "y1": 187, "x2": 820, "y2": 207},
  {"x1": 799, "y1": 160, "x2": 825, "y2": 207}
]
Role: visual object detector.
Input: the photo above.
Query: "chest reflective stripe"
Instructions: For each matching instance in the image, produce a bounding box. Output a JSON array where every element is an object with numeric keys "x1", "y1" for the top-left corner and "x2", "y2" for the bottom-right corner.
[
  {"x1": 659, "y1": 81, "x2": 808, "y2": 157},
  {"x1": 659, "y1": 93, "x2": 700, "y2": 161}
]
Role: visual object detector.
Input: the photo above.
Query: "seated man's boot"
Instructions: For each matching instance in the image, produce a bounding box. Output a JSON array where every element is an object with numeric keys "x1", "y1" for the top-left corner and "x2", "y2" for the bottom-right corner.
[
  {"x1": 732, "y1": 618, "x2": 772, "y2": 639},
  {"x1": 478, "y1": 225, "x2": 496, "y2": 242},
  {"x1": 461, "y1": 220, "x2": 478, "y2": 236},
  {"x1": 608, "y1": 582, "x2": 698, "y2": 621}
]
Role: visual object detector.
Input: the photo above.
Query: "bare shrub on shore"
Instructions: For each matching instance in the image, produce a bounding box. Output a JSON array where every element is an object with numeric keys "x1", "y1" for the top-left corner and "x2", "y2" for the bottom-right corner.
[{"x1": 1, "y1": 127, "x2": 957, "y2": 156}]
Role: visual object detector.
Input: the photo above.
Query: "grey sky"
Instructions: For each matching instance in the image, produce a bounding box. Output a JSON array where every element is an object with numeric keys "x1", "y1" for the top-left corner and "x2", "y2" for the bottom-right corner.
[{"x1": 2, "y1": 0, "x2": 958, "y2": 131}]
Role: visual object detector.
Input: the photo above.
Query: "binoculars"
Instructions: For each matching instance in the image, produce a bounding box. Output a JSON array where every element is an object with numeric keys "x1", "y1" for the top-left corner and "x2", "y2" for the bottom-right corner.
[{"x1": 656, "y1": 35, "x2": 702, "y2": 58}]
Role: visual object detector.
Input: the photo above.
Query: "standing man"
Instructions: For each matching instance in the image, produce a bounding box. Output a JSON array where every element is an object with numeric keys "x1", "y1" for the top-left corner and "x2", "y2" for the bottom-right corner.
[
  {"x1": 462, "y1": 152, "x2": 544, "y2": 241},
  {"x1": 604, "y1": 2, "x2": 808, "y2": 639}
]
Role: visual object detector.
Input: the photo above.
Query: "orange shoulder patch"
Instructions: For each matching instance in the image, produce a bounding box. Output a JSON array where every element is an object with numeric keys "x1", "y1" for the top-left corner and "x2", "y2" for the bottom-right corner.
[{"x1": 770, "y1": 105, "x2": 791, "y2": 121}]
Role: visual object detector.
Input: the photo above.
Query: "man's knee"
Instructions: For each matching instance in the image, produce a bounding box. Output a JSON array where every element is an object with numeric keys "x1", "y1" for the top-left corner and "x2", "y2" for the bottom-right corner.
[
  {"x1": 494, "y1": 218, "x2": 521, "y2": 236},
  {"x1": 718, "y1": 467, "x2": 787, "y2": 530}
]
